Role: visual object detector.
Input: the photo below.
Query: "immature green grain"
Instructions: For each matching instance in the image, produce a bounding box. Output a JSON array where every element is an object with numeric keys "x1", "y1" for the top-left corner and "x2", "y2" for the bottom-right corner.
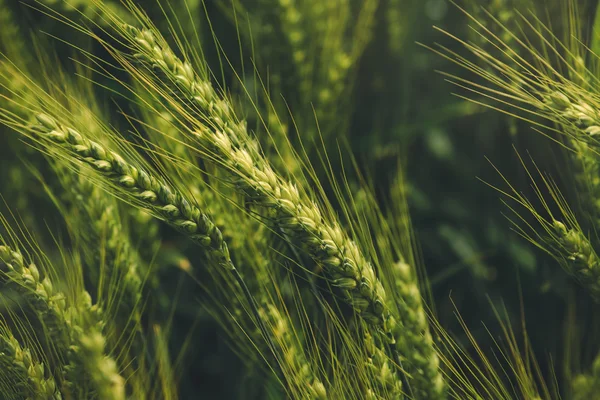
[
  {"x1": 261, "y1": 303, "x2": 327, "y2": 400},
  {"x1": 543, "y1": 91, "x2": 600, "y2": 140},
  {"x1": 139, "y1": 94, "x2": 271, "y2": 274},
  {"x1": 0, "y1": 327, "x2": 60, "y2": 399},
  {"x1": 198, "y1": 230, "x2": 326, "y2": 398},
  {"x1": 31, "y1": 112, "x2": 279, "y2": 359},
  {"x1": 391, "y1": 260, "x2": 443, "y2": 397},
  {"x1": 0, "y1": 244, "x2": 70, "y2": 368},
  {"x1": 435, "y1": 26, "x2": 600, "y2": 294},
  {"x1": 62, "y1": 291, "x2": 125, "y2": 400},
  {"x1": 542, "y1": 92, "x2": 600, "y2": 217},
  {"x1": 568, "y1": 140, "x2": 600, "y2": 223},
  {"x1": 303, "y1": 0, "x2": 377, "y2": 136},
  {"x1": 56, "y1": 166, "x2": 145, "y2": 350},
  {"x1": 34, "y1": 112, "x2": 232, "y2": 268},
  {"x1": 363, "y1": 331, "x2": 403, "y2": 400},
  {"x1": 273, "y1": 0, "x2": 312, "y2": 98},
  {"x1": 126, "y1": 25, "x2": 385, "y2": 321},
  {"x1": 0, "y1": 244, "x2": 125, "y2": 399},
  {"x1": 0, "y1": 56, "x2": 147, "y2": 356},
  {"x1": 352, "y1": 174, "x2": 441, "y2": 398},
  {"x1": 124, "y1": 24, "x2": 444, "y2": 398},
  {"x1": 449, "y1": 74, "x2": 600, "y2": 299},
  {"x1": 436, "y1": 12, "x2": 600, "y2": 223},
  {"x1": 25, "y1": 85, "x2": 322, "y2": 398},
  {"x1": 551, "y1": 220, "x2": 600, "y2": 300},
  {"x1": 121, "y1": 23, "x2": 412, "y2": 398},
  {"x1": 137, "y1": 86, "x2": 276, "y2": 293}
]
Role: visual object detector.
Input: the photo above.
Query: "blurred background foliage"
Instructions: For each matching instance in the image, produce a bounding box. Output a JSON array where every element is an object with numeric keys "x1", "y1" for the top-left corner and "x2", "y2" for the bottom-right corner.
[{"x1": 2, "y1": 0, "x2": 600, "y2": 397}]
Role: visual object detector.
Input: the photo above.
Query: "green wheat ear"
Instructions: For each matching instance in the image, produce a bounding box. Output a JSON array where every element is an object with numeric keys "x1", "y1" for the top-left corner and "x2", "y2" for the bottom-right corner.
[
  {"x1": 0, "y1": 322, "x2": 60, "y2": 399},
  {"x1": 4, "y1": 0, "x2": 597, "y2": 398},
  {"x1": 430, "y1": 1, "x2": 600, "y2": 299},
  {"x1": 117, "y1": 21, "x2": 444, "y2": 397},
  {"x1": 12, "y1": 1, "x2": 446, "y2": 396},
  {"x1": 0, "y1": 243, "x2": 125, "y2": 399},
  {"x1": 429, "y1": 3, "x2": 600, "y2": 396}
]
